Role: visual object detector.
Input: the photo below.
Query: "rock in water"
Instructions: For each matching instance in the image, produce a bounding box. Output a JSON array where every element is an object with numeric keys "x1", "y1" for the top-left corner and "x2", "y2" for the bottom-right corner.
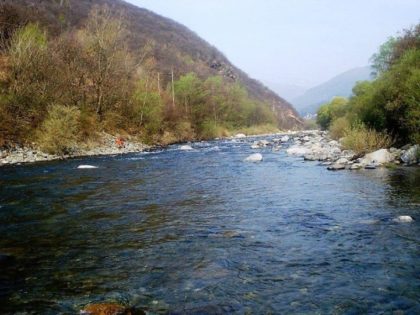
[
  {"x1": 335, "y1": 158, "x2": 349, "y2": 165},
  {"x1": 234, "y1": 133, "x2": 246, "y2": 138},
  {"x1": 77, "y1": 165, "x2": 98, "y2": 169},
  {"x1": 349, "y1": 164, "x2": 362, "y2": 170},
  {"x1": 401, "y1": 145, "x2": 419, "y2": 165},
  {"x1": 245, "y1": 153, "x2": 263, "y2": 162},
  {"x1": 80, "y1": 303, "x2": 133, "y2": 315},
  {"x1": 286, "y1": 146, "x2": 307, "y2": 157},
  {"x1": 364, "y1": 164, "x2": 377, "y2": 169},
  {"x1": 360, "y1": 149, "x2": 394, "y2": 166},
  {"x1": 393, "y1": 215, "x2": 414, "y2": 223},
  {"x1": 280, "y1": 135, "x2": 290, "y2": 142},
  {"x1": 327, "y1": 164, "x2": 346, "y2": 171},
  {"x1": 180, "y1": 145, "x2": 193, "y2": 151}
]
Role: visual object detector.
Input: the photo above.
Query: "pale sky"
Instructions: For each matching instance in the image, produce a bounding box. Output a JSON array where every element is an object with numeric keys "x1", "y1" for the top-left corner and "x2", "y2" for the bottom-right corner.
[{"x1": 125, "y1": 0, "x2": 419, "y2": 89}]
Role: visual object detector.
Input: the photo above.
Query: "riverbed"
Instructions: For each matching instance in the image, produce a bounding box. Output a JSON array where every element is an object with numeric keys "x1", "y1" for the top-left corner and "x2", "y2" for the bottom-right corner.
[{"x1": 0, "y1": 135, "x2": 419, "y2": 314}]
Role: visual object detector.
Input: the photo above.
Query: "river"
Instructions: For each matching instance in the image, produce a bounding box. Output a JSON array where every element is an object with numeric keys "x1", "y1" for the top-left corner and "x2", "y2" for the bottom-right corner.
[{"x1": 0, "y1": 136, "x2": 419, "y2": 314}]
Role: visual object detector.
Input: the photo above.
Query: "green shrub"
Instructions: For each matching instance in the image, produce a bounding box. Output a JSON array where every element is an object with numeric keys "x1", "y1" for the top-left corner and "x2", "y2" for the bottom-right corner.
[
  {"x1": 342, "y1": 122, "x2": 394, "y2": 155},
  {"x1": 37, "y1": 104, "x2": 80, "y2": 154},
  {"x1": 316, "y1": 97, "x2": 349, "y2": 130},
  {"x1": 197, "y1": 121, "x2": 228, "y2": 139}
]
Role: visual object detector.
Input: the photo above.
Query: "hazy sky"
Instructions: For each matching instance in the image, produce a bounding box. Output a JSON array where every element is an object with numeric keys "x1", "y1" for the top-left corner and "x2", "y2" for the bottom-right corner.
[{"x1": 125, "y1": 0, "x2": 419, "y2": 89}]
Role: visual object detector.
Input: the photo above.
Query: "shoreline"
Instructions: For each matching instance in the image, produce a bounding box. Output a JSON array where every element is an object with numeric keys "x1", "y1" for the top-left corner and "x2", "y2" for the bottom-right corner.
[
  {"x1": 1, "y1": 130, "x2": 418, "y2": 168},
  {"x1": 0, "y1": 133, "x2": 151, "y2": 167},
  {"x1": 0, "y1": 130, "x2": 292, "y2": 167}
]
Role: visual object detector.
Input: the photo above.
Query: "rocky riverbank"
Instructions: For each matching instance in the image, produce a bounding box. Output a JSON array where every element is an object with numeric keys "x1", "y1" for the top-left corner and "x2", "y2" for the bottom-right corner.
[
  {"x1": 0, "y1": 133, "x2": 149, "y2": 166},
  {"x1": 282, "y1": 130, "x2": 419, "y2": 170}
]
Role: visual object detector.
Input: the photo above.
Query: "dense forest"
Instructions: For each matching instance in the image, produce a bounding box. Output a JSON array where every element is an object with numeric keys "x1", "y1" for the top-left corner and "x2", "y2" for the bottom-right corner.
[
  {"x1": 0, "y1": 0, "x2": 302, "y2": 154},
  {"x1": 316, "y1": 24, "x2": 419, "y2": 154}
]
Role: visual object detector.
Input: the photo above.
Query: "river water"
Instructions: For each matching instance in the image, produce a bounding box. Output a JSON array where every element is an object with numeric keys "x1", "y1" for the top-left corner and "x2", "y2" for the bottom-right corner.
[{"x1": 0, "y1": 136, "x2": 419, "y2": 314}]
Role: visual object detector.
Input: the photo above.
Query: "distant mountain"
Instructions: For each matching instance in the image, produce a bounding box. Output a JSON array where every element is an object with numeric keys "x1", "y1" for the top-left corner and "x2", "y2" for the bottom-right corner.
[
  {"x1": 291, "y1": 66, "x2": 372, "y2": 115},
  {"x1": 0, "y1": 0, "x2": 302, "y2": 129}
]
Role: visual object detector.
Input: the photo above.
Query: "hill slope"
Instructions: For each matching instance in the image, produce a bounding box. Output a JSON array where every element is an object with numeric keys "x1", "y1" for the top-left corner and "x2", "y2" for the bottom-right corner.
[
  {"x1": 0, "y1": 0, "x2": 302, "y2": 129},
  {"x1": 292, "y1": 66, "x2": 372, "y2": 115}
]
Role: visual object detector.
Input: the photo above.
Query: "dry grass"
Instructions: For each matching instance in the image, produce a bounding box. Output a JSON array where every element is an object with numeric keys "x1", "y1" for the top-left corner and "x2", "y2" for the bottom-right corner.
[
  {"x1": 233, "y1": 124, "x2": 280, "y2": 136},
  {"x1": 329, "y1": 117, "x2": 351, "y2": 140},
  {"x1": 342, "y1": 124, "x2": 394, "y2": 155}
]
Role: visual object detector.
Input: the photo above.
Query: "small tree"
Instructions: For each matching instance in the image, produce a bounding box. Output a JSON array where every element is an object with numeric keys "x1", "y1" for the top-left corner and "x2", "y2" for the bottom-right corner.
[
  {"x1": 37, "y1": 104, "x2": 81, "y2": 155},
  {"x1": 78, "y1": 5, "x2": 132, "y2": 117}
]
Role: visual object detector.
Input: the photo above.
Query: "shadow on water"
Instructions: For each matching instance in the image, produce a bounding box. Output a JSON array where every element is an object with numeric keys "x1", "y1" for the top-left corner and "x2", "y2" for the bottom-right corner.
[{"x1": 0, "y1": 140, "x2": 419, "y2": 314}]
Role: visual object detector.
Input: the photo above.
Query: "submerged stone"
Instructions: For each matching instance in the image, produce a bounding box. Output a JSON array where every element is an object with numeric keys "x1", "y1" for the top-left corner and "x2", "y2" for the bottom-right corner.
[
  {"x1": 180, "y1": 145, "x2": 193, "y2": 150},
  {"x1": 77, "y1": 165, "x2": 98, "y2": 169},
  {"x1": 364, "y1": 164, "x2": 377, "y2": 169},
  {"x1": 80, "y1": 303, "x2": 133, "y2": 315},
  {"x1": 327, "y1": 164, "x2": 346, "y2": 171},
  {"x1": 393, "y1": 215, "x2": 414, "y2": 223},
  {"x1": 244, "y1": 153, "x2": 263, "y2": 162}
]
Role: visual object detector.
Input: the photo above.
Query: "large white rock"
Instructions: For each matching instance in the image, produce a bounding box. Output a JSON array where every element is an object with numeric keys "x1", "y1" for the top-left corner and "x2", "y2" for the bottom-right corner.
[
  {"x1": 401, "y1": 145, "x2": 419, "y2": 165},
  {"x1": 360, "y1": 149, "x2": 394, "y2": 165},
  {"x1": 393, "y1": 215, "x2": 414, "y2": 223},
  {"x1": 180, "y1": 145, "x2": 193, "y2": 151},
  {"x1": 286, "y1": 146, "x2": 308, "y2": 156},
  {"x1": 77, "y1": 165, "x2": 98, "y2": 169},
  {"x1": 280, "y1": 135, "x2": 290, "y2": 142},
  {"x1": 244, "y1": 153, "x2": 263, "y2": 162},
  {"x1": 234, "y1": 133, "x2": 246, "y2": 138},
  {"x1": 335, "y1": 158, "x2": 349, "y2": 164}
]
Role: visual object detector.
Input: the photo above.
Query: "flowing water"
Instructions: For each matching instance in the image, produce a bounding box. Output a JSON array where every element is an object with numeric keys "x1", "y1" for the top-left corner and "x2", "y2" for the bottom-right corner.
[{"x1": 0, "y1": 137, "x2": 419, "y2": 314}]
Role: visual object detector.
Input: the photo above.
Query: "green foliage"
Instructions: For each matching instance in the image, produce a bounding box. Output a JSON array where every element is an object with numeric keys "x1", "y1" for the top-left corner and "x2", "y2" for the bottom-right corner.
[
  {"x1": 321, "y1": 25, "x2": 419, "y2": 146},
  {"x1": 37, "y1": 104, "x2": 80, "y2": 154},
  {"x1": 8, "y1": 23, "x2": 51, "y2": 114},
  {"x1": 316, "y1": 97, "x2": 348, "y2": 130},
  {"x1": 0, "y1": 5, "x2": 290, "y2": 149},
  {"x1": 370, "y1": 37, "x2": 397, "y2": 76},
  {"x1": 349, "y1": 48, "x2": 420, "y2": 143},
  {"x1": 132, "y1": 79, "x2": 163, "y2": 140}
]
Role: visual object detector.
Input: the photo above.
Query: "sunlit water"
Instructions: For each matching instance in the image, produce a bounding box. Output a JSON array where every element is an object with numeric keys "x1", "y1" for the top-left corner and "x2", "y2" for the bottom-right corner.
[{"x1": 0, "y1": 137, "x2": 419, "y2": 314}]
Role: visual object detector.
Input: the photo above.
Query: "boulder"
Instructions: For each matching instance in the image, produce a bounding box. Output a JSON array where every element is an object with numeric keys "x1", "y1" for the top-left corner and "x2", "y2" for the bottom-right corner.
[
  {"x1": 259, "y1": 139, "x2": 270, "y2": 146},
  {"x1": 280, "y1": 135, "x2": 290, "y2": 142},
  {"x1": 180, "y1": 145, "x2": 193, "y2": 151},
  {"x1": 401, "y1": 145, "x2": 419, "y2": 165},
  {"x1": 286, "y1": 146, "x2": 307, "y2": 157},
  {"x1": 80, "y1": 303, "x2": 132, "y2": 315},
  {"x1": 360, "y1": 149, "x2": 394, "y2": 166},
  {"x1": 244, "y1": 153, "x2": 263, "y2": 162},
  {"x1": 364, "y1": 164, "x2": 377, "y2": 169},
  {"x1": 234, "y1": 133, "x2": 246, "y2": 138},
  {"x1": 349, "y1": 164, "x2": 362, "y2": 170},
  {"x1": 335, "y1": 158, "x2": 349, "y2": 164},
  {"x1": 327, "y1": 164, "x2": 346, "y2": 171},
  {"x1": 303, "y1": 154, "x2": 318, "y2": 161},
  {"x1": 77, "y1": 165, "x2": 98, "y2": 169},
  {"x1": 393, "y1": 215, "x2": 414, "y2": 223}
]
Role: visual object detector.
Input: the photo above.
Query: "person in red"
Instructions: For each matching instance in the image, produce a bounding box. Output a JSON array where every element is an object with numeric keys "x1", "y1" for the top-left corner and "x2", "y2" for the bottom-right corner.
[{"x1": 115, "y1": 137, "x2": 125, "y2": 149}]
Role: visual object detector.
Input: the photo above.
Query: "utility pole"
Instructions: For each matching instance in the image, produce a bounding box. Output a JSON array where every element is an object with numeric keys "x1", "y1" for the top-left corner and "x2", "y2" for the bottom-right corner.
[{"x1": 171, "y1": 68, "x2": 175, "y2": 108}]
